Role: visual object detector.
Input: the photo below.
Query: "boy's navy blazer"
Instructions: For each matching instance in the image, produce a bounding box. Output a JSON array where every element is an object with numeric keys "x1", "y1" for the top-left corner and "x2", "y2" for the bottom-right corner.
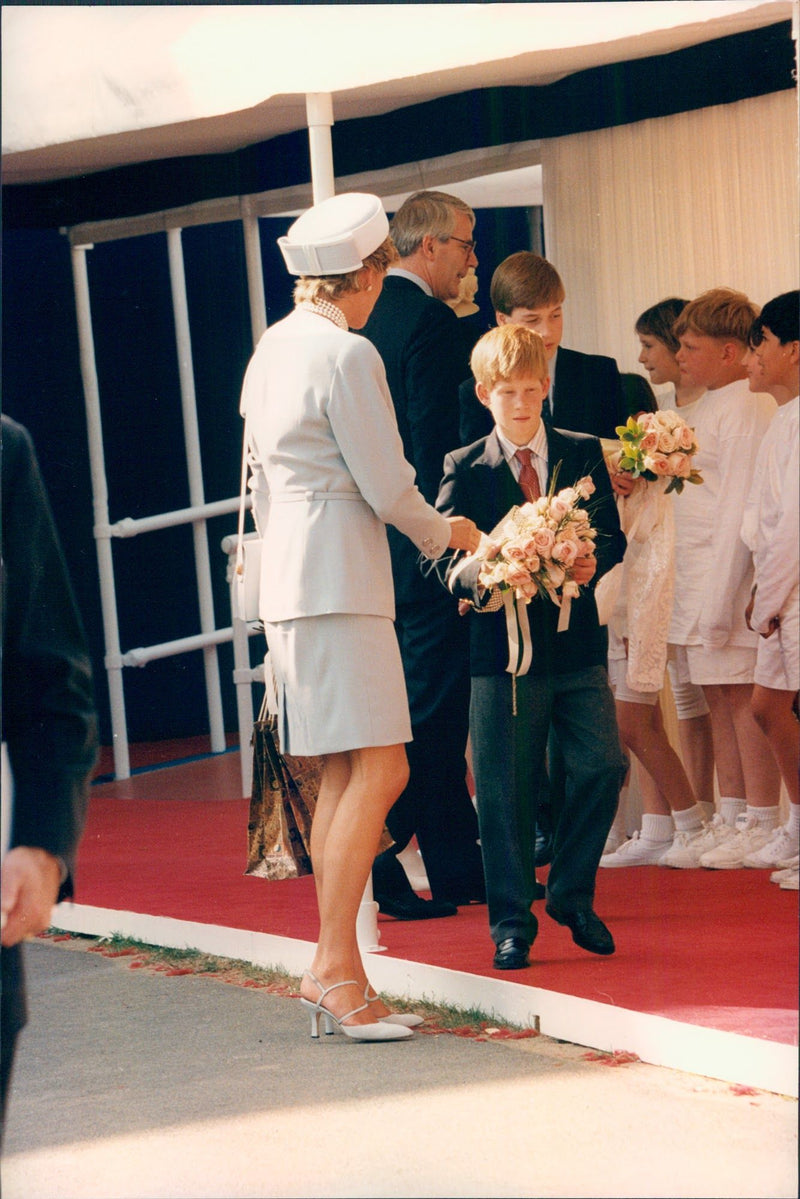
[{"x1": 431, "y1": 425, "x2": 626, "y2": 678}]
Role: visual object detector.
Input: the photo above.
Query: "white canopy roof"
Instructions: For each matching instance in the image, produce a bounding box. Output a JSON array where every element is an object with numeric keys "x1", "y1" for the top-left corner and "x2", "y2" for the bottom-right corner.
[{"x1": 2, "y1": 2, "x2": 791, "y2": 185}]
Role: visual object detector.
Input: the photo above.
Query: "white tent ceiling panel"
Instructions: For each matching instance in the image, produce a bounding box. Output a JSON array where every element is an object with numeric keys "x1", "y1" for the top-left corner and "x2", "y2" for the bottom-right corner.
[{"x1": 2, "y1": 2, "x2": 791, "y2": 183}]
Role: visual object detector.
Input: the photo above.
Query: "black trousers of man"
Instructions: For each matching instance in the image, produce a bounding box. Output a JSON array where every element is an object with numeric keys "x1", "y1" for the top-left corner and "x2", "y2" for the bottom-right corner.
[{"x1": 378, "y1": 591, "x2": 485, "y2": 907}]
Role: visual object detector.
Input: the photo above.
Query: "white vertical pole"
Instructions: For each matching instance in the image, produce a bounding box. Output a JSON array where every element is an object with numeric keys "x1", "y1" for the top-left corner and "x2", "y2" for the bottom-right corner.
[
  {"x1": 241, "y1": 206, "x2": 267, "y2": 346},
  {"x1": 69, "y1": 243, "x2": 131, "y2": 779},
  {"x1": 166, "y1": 227, "x2": 226, "y2": 754},
  {"x1": 305, "y1": 93, "x2": 335, "y2": 203},
  {"x1": 235, "y1": 208, "x2": 270, "y2": 793}
]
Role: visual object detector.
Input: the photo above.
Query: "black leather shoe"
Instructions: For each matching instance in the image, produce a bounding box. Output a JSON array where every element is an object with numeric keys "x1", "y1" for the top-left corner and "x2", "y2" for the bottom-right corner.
[
  {"x1": 376, "y1": 892, "x2": 457, "y2": 920},
  {"x1": 545, "y1": 905, "x2": 615, "y2": 955},
  {"x1": 532, "y1": 880, "x2": 546, "y2": 900},
  {"x1": 493, "y1": 937, "x2": 530, "y2": 970},
  {"x1": 373, "y1": 849, "x2": 457, "y2": 919}
]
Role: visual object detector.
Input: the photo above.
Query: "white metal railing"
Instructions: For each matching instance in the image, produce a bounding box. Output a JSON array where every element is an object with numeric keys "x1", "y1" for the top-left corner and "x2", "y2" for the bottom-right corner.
[
  {"x1": 66, "y1": 92, "x2": 336, "y2": 788},
  {"x1": 69, "y1": 214, "x2": 268, "y2": 785}
]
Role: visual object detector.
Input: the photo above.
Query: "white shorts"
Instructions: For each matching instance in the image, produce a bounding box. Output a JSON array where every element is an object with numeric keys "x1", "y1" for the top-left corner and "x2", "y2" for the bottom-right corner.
[
  {"x1": 608, "y1": 655, "x2": 659, "y2": 706},
  {"x1": 685, "y1": 643, "x2": 757, "y2": 687},
  {"x1": 754, "y1": 598, "x2": 800, "y2": 691},
  {"x1": 667, "y1": 645, "x2": 710, "y2": 719}
]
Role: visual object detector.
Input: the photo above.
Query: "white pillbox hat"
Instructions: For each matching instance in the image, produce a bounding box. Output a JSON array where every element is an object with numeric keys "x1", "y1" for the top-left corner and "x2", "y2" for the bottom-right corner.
[{"x1": 278, "y1": 193, "x2": 389, "y2": 276}]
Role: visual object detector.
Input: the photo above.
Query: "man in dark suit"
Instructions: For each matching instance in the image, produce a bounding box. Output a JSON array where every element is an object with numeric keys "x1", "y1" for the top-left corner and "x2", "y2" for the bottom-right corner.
[
  {"x1": 1, "y1": 416, "x2": 98, "y2": 1130},
  {"x1": 362, "y1": 190, "x2": 486, "y2": 917},
  {"x1": 431, "y1": 325, "x2": 627, "y2": 969},
  {"x1": 459, "y1": 251, "x2": 627, "y2": 446}
]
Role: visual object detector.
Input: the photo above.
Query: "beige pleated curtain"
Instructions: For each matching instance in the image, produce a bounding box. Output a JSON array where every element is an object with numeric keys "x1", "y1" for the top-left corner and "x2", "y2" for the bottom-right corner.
[{"x1": 541, "y1": 89, "x2": 799, "y2": 373}]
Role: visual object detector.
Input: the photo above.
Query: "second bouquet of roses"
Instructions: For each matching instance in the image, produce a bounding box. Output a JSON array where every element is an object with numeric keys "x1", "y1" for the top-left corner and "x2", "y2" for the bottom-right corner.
[
  {"x1": 477, "y1": 472, "x2": 598, "y2": 626},
  {"x1": 610, "y1": 409, "x2": 703, "y2": 494}
]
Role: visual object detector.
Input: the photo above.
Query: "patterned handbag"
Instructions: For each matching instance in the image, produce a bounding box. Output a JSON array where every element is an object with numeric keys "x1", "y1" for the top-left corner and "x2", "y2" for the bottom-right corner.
[{"x1": 245, "y1": 694, "x2": 319, "y2": 880}]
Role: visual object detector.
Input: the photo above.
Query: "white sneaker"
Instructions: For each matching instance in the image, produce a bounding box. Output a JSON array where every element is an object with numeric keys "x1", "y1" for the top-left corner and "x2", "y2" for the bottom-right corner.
[
  {"x1": 779, "y1": 868, "x2": 799, "y2": 891},
  {"x1": 660, "y1": 815, "x2": 733, "y2": 869},
  {"x1": 659, "y1": 826, "x2": 709, "y2": 869},
  {"x1": 598, "y1": 830, "x2": 672, "y2": 867},
  {"x1": 699, "y1": 815, "x2": 777, "y2": 870},
  {"x1": 602, "y1": 828, "x2": 624, "y2": 855},
  {"x1": 770, "y1": 855, "x2": 800, "y2": 884},
  {"x1": 743, "y1": 825, "x2": 799, "y2": 869}
]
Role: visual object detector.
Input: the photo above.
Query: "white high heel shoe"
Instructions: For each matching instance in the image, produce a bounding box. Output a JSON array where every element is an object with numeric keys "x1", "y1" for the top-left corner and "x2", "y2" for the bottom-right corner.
[
  {"x1": 365, "y1": 986, "x2": 425, "y2": 1028},
  {"x1": 300, "y1": 973, "x2": 412, "y2": 1042}
]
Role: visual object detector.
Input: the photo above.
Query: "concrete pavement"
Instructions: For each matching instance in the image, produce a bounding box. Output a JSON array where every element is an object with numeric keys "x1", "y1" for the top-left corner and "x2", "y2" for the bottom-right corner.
[{"x1": 1, "y1": 938, "x2": 797, "y2": 1198}]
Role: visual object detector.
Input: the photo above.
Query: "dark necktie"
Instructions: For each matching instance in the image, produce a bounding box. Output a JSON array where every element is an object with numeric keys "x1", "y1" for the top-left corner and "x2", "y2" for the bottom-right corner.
[{"x1": 515, "y1": 448, "x2": 541, "y2": 502}]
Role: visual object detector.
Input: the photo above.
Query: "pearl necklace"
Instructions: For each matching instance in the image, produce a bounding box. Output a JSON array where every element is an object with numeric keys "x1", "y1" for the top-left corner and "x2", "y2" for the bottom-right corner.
[{"x1": 298, "y1": 299, "x2": 348, "y2": 330}]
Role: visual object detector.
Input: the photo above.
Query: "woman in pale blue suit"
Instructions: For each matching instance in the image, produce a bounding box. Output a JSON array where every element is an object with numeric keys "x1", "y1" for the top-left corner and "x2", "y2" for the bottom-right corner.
[{"x1": 241, "y1": 194, "x2": 479, "y2": 1041}]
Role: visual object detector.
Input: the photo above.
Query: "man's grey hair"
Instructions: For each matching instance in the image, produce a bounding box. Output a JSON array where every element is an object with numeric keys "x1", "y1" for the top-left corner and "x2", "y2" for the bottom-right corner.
[{"x1": 390, "y1": 190, "x2": 475, "y2": 258}]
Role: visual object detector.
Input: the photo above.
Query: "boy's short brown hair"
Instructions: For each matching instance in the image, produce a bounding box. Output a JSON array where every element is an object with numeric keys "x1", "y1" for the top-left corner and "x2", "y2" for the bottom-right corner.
[
  {"x1": 470, "y1": 324, "x2": 550, "y2": 390},
  {"x1": 672, "y1": 287, "x2": 760, "y2": 345},
  {"x1": 489, "y1": 251, "x2": 566, "y2": 315}
]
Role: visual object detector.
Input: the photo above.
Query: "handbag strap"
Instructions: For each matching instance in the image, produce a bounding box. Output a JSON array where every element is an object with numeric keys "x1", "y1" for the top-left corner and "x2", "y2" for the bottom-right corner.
[{"x1": 235, "y1": 418, "x2": 249, "y2": 581}]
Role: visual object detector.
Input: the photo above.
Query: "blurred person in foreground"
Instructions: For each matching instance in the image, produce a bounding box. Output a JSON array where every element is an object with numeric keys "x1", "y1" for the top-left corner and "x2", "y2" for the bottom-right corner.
[{"x1": 1, "y1": 414, "x2": 98, "y2": 1133}]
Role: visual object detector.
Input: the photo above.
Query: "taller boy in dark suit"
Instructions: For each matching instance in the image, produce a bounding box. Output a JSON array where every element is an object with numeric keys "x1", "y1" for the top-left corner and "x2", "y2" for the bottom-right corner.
[
  {"x1": 432, "y1": 325, "x2": 626, "y2": 970},
  {"x1": 459, "y1": 251, "x2": 627, "y2": 446},
  {"x1": 458, "y1": 251, "x2": 628, "y2": 866}
]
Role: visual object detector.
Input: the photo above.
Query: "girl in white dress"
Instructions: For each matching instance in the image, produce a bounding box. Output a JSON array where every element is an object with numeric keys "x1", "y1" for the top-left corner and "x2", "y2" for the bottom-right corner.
[{"x1": 602, "y1": 300, "x2": 712, "y2": 867}]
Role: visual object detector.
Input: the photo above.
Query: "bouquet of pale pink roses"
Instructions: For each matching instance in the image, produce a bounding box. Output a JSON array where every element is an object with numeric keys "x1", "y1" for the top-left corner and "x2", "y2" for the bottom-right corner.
[
  {"x1": 478, "y1": 474, "x2": 598, "y2": 613},
  {"x1": 611, "y1": 410, "x2": 703, "y2": 494}
]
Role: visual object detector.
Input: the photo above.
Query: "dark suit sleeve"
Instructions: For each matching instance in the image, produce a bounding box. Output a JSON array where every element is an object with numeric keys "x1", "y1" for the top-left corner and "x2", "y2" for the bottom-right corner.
[
  {"x1": 1, "y1": 418, "x2": 98, "y2": 898},
  {"x1": 554, "y1": 350, "x2": 627, "y2": 441},
  {"x1": 402, "y1": 303, "x2": 469, "y2": 503},
  {"x1": 423, "y1": 450, "x2": 485, "y2": 603},
  {"x1": 586, "y1": 354, "x2": 627, "y2": 441},
  {"x1": 605, "y1": 359, "x2": 629, "y2": 437},
  {"x1": 458, "y1": 375, "x2": 493, "y2": 447},
  {"x1": 583, "y1": 439, "x2": 626, "y2": 583}
]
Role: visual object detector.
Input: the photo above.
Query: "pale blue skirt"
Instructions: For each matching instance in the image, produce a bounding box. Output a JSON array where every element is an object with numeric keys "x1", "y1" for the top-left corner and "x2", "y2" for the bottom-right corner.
[{"x1": 264, "y1": 613, "x2": 412, "y2": 756}]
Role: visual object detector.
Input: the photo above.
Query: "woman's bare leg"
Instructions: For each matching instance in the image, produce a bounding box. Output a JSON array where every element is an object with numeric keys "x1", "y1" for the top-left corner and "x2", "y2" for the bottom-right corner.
[
  {"x1": 703, "y1": 685, "x2": 747, "y2": 799},
  {"x1": 301, "y1": 743, "x2": 409, "y2": 1025},
  {"x1": 676, "y1": 713, "x2": 716, "y2": 812},
  {"x1": 615, "y1": 700, "x2": 696, "y2": 812},
  {"x1": 751, "y1": 685, "x2": 800, "y2": 806}
]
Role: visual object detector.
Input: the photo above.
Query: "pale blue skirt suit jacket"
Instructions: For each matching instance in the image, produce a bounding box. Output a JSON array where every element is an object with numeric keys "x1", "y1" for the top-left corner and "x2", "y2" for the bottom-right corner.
[{"x1": 240, "y1": 306, "x2": 451, "y2": 753}]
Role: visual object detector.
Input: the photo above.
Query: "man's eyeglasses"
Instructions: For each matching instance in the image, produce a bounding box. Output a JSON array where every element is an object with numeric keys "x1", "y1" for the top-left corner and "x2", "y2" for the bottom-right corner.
[{"x1": 444, "y1": 235, "x2": 476, "y2": 256}]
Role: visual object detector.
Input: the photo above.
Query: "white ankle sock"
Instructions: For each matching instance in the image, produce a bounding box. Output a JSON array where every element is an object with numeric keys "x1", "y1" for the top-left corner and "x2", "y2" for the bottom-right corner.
[
  {"x1": 720, "y1": 796, "x2": 746, "y2": 826},
  {"x1": 746, "y1": 804, "x2": 779, "y2": 830},
  {"x1": 640, "y1": 813, "x2": 674, "y2": 843},
  {"x1": 673, "y1": 803, "x2": 705, "y2": 833},
  {"x1": 786, "y1": 804, "x2": 800, "y2": 839}
]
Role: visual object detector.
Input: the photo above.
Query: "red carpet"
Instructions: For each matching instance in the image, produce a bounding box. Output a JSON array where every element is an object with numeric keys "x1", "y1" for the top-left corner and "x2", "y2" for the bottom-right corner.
[{"x1": 76, "y1": 745, "x2": 799, "y2": 1048}]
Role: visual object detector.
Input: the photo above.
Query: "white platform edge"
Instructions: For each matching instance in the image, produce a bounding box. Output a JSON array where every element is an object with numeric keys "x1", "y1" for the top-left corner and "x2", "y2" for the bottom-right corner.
[{"x1": 52, "y1": 902, "x2": 798, "y2": 1099}]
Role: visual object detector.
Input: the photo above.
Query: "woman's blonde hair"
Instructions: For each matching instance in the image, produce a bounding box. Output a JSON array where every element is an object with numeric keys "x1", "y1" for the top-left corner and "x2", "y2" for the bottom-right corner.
[
  {"x1": 293, "y1": 236, "x2": 398, "y2": 304},
  {"x1": 470, "y1": 324, "x2": 549, "y2": 389}
]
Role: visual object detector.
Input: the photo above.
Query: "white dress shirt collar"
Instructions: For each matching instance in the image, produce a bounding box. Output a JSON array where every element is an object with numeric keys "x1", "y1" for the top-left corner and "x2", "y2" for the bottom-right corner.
[{"x1": 387, "y1": 267, "x2": 433, "y2": 297}]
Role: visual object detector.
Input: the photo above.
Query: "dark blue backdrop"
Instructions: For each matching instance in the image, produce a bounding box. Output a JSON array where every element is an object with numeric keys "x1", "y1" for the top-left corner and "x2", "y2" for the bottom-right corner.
[{"x1": 2, "y1": 207, "x2": 534, "y2": 746}]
